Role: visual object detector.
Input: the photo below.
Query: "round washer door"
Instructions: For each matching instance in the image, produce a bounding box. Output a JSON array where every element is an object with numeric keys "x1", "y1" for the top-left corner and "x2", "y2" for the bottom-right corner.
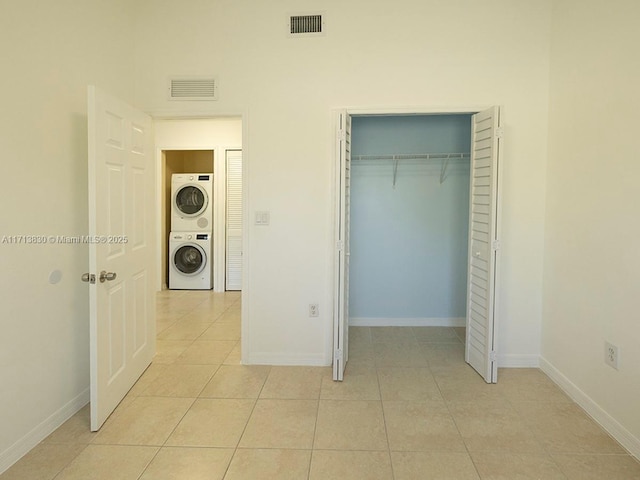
[
  {"x1": 174, "y1": 184, "x2": 208, "y2": 217},
  {"x1": 173, "y1": 244, "x2": 206, "y2": 275}
]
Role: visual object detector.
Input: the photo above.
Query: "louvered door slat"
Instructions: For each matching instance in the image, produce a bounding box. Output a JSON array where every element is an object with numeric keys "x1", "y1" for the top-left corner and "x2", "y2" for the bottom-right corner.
[
  {"x1": 465, "y1": 106, "x2": 502, "y2": 384},
  {"x1": 225, "y1": 150, "x2": 242, "y2": 291}
]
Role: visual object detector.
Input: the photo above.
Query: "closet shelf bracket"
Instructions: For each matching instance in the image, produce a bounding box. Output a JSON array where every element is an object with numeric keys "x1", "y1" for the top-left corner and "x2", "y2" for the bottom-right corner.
[
  {"x1": 439, "y1": 156, "x2": 451, "y2": 185},
  {"x1": 392, "y1": 156, "x2": 399, "y2": 188}
]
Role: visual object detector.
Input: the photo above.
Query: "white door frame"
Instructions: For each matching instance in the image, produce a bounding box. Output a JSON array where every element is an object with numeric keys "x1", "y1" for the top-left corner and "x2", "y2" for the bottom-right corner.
[
  {"x1": 332, "y1": 105, "x2": 502, "y2": 380},
  {"x1": 151, "y1": 110, "x2": 249, "y2": 365}
]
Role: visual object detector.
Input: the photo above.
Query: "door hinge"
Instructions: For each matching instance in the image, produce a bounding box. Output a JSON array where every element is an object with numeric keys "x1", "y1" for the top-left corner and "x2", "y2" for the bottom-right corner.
[
  {"x1": 492, "y1": 240, "x2": 501, "y2": 251},
  {"x1": 489, "y1": 351, "x2": 497, "y2": 362},
  {"x1": 335, "y1": 348, "x2": 343, "y2": 361},
  {"x1": 336, "y1": 240, "x2": 344, "y2": 251},
  {"x1": 338, "y1": 129, "x2": 346, "y2": 141},
  {"x1": 495, "y1": 127, "x2": 504, "y2": 139}
]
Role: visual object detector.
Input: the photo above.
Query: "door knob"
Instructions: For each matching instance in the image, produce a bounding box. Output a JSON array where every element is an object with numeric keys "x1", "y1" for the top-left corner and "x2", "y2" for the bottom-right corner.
[{"x1": 99, "y1": 271, "x2": 117, "y2": 283}]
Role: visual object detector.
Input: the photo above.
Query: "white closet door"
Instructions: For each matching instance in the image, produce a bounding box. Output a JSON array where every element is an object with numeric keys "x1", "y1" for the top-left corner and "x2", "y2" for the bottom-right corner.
[
  {"x1": 333, "y1": 110, "x2": 352, "y2": 381},
  {"x1": 226, "y1": 150, "x2": 243, "y2": 291},
  {"x1": 466, "y1": 106, "x2": 502, "y2": 383}
]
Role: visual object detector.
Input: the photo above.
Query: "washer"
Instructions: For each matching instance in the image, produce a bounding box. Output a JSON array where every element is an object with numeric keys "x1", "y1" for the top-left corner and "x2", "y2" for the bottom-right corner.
[
  {"x1": 171, "y1": 173, "x2": 213, "y2": 232},
  {"x1": 169, "y1": 231, "x2": 213, "y2": 290}
]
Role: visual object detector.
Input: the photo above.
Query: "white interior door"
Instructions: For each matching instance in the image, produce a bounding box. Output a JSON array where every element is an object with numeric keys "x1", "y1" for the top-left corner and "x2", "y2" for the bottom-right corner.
[
  {"x1": 88, "y1": 86, "x2": 156, "y2": 430},
  {"x1": 333, "y1": 110, "x2": 352, "y2": 381},
  {"x1": 226, "y1": 149, "x2": 243, "y2": 291},
  {"x1": 465, "y1": 106, "x2": 502, "y2": 383}
]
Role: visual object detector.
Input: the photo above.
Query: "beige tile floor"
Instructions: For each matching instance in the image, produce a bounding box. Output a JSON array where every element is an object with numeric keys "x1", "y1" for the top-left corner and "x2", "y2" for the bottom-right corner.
[{"x1": 3, "y1": 290, "x2": 640, "y2": 479}]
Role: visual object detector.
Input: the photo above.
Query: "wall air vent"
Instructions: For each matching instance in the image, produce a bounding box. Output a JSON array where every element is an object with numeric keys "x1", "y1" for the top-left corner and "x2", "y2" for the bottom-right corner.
[
  {"x1": 168, "y1": 77, "x2": 217, "y2": 101},
  {"x1": 288, "y1": 13, "x2": 324, "y2": 36}
]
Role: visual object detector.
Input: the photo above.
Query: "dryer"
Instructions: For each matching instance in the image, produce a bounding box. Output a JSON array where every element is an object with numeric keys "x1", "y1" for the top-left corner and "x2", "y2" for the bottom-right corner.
[
  {"x1": 171, "y1": 173, "x2": 213, "y2": 231},
  {"x1": 169, "y1": 231, "x2": 213, "y2": 290}
]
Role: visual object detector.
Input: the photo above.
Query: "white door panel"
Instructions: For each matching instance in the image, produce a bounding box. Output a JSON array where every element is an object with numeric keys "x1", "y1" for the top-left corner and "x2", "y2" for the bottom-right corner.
[
  {"x1": 226, "y1": 150, "x2": 243, "y2": 291},
  {"x1": 465, "y1": 106, "x2": 502, "y2": 383},
  {"x1": 333, "y1": 110, "x2": 351, "y2": 381},
  {"x1": 88, "y1": 86, "x2": 155, "y2": 430}
]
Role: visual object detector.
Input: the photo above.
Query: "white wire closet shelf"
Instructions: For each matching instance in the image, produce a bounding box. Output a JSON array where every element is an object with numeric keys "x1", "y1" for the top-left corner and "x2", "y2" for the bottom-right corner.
[{"x1": 352, "y1": 152, "x2": 470, "y2": 187}]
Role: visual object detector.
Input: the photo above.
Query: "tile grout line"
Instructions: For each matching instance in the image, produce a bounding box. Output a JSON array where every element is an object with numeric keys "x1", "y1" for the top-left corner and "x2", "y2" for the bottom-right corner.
[
  {"x1": 375, "y1": 356, "x2": 397, "y2": 480},
  {"x1": 306, "y1": 375, "x2": 324, "y2": 480},
  {"x1": 49, "y1": 443, "x2": 91, "y2": 480},
  {"x1": 425, "y1": 338, "x2": 484, "y2": 480},
  {"x1": 219, "y1": 364, "x2": 271, "y2": 480}
]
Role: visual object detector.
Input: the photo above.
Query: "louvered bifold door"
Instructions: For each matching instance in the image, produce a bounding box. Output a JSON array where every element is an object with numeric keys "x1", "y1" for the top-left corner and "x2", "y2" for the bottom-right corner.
[
  {"x1": 466, "y1": 106, "x2": 502, "y2": 384},
  {"x1": 225, "y1": 150, "x2": 243, "y2": 291},
  {"x1": 333, "y1": 110, "x2": 352, "y2": 381}
]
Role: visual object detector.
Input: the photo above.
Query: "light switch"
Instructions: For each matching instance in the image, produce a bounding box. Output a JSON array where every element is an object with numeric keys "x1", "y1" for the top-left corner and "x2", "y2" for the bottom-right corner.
[{"x1": 255, "y1": 211, "x2": 270, "y2": 225}]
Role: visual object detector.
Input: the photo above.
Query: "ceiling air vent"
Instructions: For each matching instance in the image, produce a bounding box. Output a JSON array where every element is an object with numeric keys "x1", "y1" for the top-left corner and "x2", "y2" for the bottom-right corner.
[
  {"x1": 168, "y1": 77, "x2": 217, "y2": 101},
  {"x1": 288, "y1": 13, "x2": 324, "y2": 36}
]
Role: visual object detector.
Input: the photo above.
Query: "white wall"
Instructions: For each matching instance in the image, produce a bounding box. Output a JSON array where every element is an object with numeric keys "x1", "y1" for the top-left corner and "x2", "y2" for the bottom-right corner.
[
  {"x1": 133, "y1": 0, "x2": 553, "y2": 365},
  {"x1": 542, "y1": 0, "x2": 640, "y2": 455},
  {"x1": 0, "y1": 0, "x2": 136, "y2": 471}
]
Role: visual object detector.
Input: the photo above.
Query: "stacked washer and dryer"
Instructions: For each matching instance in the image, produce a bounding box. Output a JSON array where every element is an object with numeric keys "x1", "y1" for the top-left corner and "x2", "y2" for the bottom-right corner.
[{"x1": 169, "y1": 173, "x2": 214, "y2": 289}]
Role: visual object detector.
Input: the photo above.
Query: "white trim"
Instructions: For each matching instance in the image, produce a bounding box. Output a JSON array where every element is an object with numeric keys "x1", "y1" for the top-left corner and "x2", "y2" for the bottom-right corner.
[
  {"x1": 350, "y1": 317, "x2": 465, "y2": 327},
  {"x1": 239, "y1": 116, "x2": 250, "y2": 365},
  {"x1": 540, "y1": 357, "x2": 640, "y2": 460},
  {"x1": 246, "y1": 353, "x2": 330, "y2": 367},
  {"x1": 146, "y1": 108, "x2": 247, "y2": 119},
  {"x1": 345, "y1": 106, "x2": 487, "y2": 116},
  {"x1": 0, "y1": 389, "x2": 89, "y2": 475},
  {"x1": 213, "y1": 147, "x2": 225, "y2": 292},
  {"x1": 497, "y1": 354, "x2": 540, "y2": 368}
]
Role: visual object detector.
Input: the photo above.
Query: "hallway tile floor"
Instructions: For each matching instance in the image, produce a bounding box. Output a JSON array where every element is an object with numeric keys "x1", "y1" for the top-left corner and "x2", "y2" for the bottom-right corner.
[{"x1": 2, "y1": 290, "x2": 640, "y2": 479}]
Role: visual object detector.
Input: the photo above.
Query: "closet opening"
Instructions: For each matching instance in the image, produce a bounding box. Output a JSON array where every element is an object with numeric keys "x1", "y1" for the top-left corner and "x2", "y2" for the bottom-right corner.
[
  {"x1": 333, "y1": 108, "x2": 503, "y2": 382},
  {"x1": 349, "y1": 114, "x2": 472, "y2": 330}
]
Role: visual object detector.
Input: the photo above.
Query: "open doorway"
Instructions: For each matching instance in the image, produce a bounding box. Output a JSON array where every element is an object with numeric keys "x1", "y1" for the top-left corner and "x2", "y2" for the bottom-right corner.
[{"x1": 154, "y1": 118, "x2": 243, "y2": 293}]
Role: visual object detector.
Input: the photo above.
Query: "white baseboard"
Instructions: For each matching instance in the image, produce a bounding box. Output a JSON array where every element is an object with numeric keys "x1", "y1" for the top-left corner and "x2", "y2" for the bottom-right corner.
[
  {"x1": 497, "y1": 354, "x2": 540, "y2": 368},
  {"x1": 540, "y1": 357, "x2": 640, "y2": 460},
  {"x1": 0, "y1": 388, "x2": 89, "y2": 475},
  {"x1": 246, "y1": 353, "x2": 331, "y2": 367},
  {"x1": 350, "y1": 317, "x2": 466, "y2": 327}
]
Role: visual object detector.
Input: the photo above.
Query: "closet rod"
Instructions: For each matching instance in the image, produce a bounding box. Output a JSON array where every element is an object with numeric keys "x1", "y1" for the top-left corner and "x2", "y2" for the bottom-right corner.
[
  {"x1": 351, "y1": 152, "x2": 470, "y2": 161},
  {"x1": 351, "y1": 153, "x2": 470, "y2": 186}
]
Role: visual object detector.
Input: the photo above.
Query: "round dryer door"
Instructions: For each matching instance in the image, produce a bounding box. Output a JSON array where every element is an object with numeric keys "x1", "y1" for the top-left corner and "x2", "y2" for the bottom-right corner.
[
  {"x1": 174, "y1": 184, "x2": 208, "y2": 217},
  {"x1": 173, "y1": 244, "x2": 206, "y2": 275}
]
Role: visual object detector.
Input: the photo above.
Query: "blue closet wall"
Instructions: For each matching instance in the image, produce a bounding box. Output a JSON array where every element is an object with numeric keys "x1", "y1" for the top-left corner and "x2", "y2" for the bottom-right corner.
[{"x1": 349, "y1": 114, "x2": 472, "y2": 321}]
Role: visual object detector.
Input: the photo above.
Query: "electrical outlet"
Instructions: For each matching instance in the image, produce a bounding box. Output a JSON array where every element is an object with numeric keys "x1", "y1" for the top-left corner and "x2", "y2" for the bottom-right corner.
[
  {"x1": 605, "y1": 342, "x2": 619, "y2": 370},
  {"x1": 309, "y1": 304, "x2": 319, "y2": 317}
]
